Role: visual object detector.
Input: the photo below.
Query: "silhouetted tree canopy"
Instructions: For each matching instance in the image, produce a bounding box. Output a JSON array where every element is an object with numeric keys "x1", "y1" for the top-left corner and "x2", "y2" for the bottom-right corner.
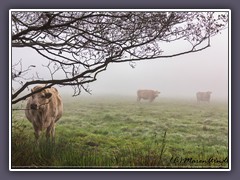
[{"x1": 11, "y1": 11, "x2": 228, "y2": 104}]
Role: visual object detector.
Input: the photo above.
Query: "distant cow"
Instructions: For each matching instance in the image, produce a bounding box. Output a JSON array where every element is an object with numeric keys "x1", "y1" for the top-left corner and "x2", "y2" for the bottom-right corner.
[
  {"x1": 25, "y1": 85, "x2": 63, "y2": 143},
  {"x1": 137, "y1": 89, "x2": 160, "y2": 102},
  {"x1": 196, "y1": 91, "x2": 212, "y2": 102}
]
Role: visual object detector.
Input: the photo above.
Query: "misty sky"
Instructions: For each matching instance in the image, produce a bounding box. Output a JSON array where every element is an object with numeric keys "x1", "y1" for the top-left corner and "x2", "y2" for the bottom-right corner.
[
  {"x1": 12, "y1": 29, "x2": 229, "y2": 101},
  {"x1": 84, "y1": 29, "x2": 228, "y2": 99}
]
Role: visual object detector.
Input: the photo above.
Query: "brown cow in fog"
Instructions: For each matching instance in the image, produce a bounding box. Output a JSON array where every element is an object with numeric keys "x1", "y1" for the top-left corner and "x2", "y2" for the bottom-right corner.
[
  {"x1": 196, "y1": 91, "x2": 212, "y2": 102},
  {"x1": 137, "y1": 89, "x2": 160, "y2": 102},
  {"x1": 25, "y1": 85, "x2": 63, "y2": 143}
]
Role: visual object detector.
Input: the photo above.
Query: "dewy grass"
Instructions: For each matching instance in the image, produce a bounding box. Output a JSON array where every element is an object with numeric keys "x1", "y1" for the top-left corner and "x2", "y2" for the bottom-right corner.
[{"x1": 11, "y1": 96, "x2": 229, "y2": 169}]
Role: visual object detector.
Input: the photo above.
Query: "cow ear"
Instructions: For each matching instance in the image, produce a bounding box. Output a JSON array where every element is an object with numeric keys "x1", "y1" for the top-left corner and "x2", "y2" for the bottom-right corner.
[
  {"x1": 31, "y1": 88, "x2": 35, "y2": 97},
  {"x1": 45, "y1": 92, "x2": 52, "y2": 99}
]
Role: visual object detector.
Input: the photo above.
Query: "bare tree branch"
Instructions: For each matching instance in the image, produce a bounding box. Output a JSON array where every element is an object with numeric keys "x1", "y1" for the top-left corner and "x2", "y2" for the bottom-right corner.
[{"x1": 11, "y1": 11, "x2": 229, "y2": 104}]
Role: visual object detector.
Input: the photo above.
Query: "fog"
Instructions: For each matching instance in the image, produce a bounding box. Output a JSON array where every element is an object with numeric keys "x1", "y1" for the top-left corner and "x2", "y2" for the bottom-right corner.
[
  {"x1": 12, "y1": 30, "x2": 229, "y2": 101},
  {"x1": 85, "y1": 29, "x2": 228, "y2": 100}
]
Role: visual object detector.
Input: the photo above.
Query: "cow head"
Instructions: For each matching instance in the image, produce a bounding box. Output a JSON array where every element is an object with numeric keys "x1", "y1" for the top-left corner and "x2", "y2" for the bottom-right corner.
[
  {"x1": 30, "y1": 86, "x2": 52, "y2": 110},
  {"x1": 154, "y1": 91, "x2": 160, "y2": 97}
]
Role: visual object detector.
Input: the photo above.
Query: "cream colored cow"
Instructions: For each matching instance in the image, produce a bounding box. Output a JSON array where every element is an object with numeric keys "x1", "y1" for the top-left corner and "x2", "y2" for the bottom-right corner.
[
  {"x1": 25, "y1": 85, "x2": 63, "y2": 143},
  {"x1": 196, "y1": 91, "x2": 212, "y2": 102},
  {"x1": 137, "y1": 89, "x2": 160, "y2": 102}
]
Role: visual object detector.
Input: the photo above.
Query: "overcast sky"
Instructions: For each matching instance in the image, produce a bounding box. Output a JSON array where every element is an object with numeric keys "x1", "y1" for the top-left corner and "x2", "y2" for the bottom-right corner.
[{"x1": 12, "y1": 29, "x2": 229, "y2": 101}]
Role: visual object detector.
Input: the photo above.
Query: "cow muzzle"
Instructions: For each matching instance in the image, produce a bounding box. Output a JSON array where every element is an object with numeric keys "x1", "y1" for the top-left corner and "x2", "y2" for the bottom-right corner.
[{"x1": 30, "y1": 103, "x2": 38, "y2": 110}]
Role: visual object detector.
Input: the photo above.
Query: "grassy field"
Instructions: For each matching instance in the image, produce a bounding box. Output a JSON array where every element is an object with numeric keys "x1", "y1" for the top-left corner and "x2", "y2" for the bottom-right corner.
[{"x1": 11, "y1": 96, "x2": 229, "y2": 169}]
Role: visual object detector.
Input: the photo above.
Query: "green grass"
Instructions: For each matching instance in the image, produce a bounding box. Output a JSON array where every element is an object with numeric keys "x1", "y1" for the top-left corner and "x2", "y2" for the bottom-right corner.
[{"x1": 11, "y1": 96, "x2": 229, "y2": 169}]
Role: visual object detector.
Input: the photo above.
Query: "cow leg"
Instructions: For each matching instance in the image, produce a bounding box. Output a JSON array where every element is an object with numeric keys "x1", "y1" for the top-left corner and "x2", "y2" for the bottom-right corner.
[
  {"x1": 33, "y1": 127, "x2": 41, "y2": 145},
  {"x1": 51, "y1": 124, "x2": 56, "y2": 144},
  {"x1": 46, "y1": 123, "x2": 56, "y2": 144},
  {"x1": 32, "y1": 123, "x2": 40, "y2": 144},
  {"x1": 46, "y1": 126, "x2": 52, "y2": 143}
]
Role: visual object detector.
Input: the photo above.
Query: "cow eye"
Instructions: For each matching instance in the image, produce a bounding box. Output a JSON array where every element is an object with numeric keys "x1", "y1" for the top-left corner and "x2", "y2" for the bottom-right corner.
[{"x1": 40, "y1": 95, "x2": 45, "y2": 98}]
